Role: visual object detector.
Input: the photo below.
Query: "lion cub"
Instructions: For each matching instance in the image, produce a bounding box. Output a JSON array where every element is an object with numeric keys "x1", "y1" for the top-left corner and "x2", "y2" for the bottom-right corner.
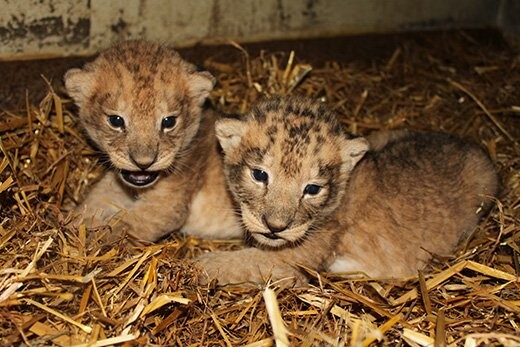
[
  {"x1": 196, "y1": 96, "x2": 499, "y2": 284},
  {"x1": 65, "y1": 40, "x2": 241, "y2": 244}
]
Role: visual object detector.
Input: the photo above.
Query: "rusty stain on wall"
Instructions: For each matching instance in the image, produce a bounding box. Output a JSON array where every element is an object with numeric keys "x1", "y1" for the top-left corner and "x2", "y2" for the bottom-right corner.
[
  {"x1": 0, "y1": 0, "x2": 90, "y2": 58},
  {"x1": 0, "y1": 0, "x2": 505, "y2": 60},
  {"x1": 0, "y1": 15, "x2": 90, "y2": 47}
]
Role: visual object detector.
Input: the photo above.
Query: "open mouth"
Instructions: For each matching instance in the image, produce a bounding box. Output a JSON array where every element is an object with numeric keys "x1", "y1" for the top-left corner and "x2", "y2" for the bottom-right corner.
[{"x1": 120, "y1": 170, "x2": 160, "y2": 187}]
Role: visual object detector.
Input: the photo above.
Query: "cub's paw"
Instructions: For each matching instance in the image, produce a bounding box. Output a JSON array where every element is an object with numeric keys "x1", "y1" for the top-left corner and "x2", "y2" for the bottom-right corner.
[
  {"x1": 74, "y1": 219, "x2": 141, "y2": 247},
  {"x1": 194, "y1": 251, "x2": 258, "y2": 285},
  {"x1": 193, "y1": 250, "x2": 306, "y2": 286},
  {"x1": 108, "y1": 221, "x2": 160, "y2": 247}
]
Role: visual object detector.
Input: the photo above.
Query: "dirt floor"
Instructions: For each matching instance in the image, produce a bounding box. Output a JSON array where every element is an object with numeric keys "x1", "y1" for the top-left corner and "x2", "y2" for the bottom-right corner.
[{"x1": 0, "y1": 29, "x2": 519, "y2": 346}]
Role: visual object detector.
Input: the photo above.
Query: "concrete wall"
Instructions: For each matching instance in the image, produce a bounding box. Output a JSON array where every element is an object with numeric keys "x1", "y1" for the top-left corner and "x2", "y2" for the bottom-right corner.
[
  {"x1": 497, "y1": 0, "x2": 520, "y2": 49},
  {"x1": 0, "y1": 0, "x2": 506, "y2": 60}
]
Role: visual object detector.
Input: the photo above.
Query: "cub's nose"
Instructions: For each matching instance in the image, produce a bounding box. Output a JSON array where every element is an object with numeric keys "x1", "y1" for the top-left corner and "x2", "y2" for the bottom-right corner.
[
  {"x1": 263, "y1": 216, "x2": 289, "y2": 233},
  {"x1": 130, "y1": 154, "x2": 156, "y2": 170}
]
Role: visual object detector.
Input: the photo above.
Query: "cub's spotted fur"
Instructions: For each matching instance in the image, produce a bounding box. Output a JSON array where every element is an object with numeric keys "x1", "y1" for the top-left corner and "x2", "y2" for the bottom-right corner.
[
  {"x1": 196, "y1": 97, "x2": 499, "y2": 284},
  {"x1": 65, "y1": 40, "x2": 241, "y2": 243}
]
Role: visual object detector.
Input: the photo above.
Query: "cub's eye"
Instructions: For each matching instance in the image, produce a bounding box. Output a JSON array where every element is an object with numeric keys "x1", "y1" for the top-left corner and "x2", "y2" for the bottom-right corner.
[
  {"x1": 108, "y1": 115, "x2": 125, "y2": 129},
  {"x1": 161, "y1": 116, "x2": 177, "y2": 130},
  {"x1": 304, "y1": 184, "x2": 322, "y2": 196},
  {"x1": 251, "y1": 169, "x2": 269, "y2": 183}
]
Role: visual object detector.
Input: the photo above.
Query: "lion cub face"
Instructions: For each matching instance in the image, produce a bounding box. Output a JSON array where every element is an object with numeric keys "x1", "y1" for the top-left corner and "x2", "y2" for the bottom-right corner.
[
  {"x1": 65, "y1": 40, "x2": 214, "y2": 188},
  {"x1": 216, "y1": 97, "x2": 368, "y2": 248}
]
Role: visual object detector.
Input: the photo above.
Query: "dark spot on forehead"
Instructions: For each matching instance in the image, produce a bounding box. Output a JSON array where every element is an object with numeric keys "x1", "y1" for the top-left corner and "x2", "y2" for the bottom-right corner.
[
  {"x1": 312, "y1": 141, "x2": 323, "y2": 156},
  {"x1": 318, "y1": 162, "x2": 338, "y2": 177},
  {"x1": 160, "y1": 91, "x2": 189, "y2": 118},
  {"x1": 300, "y1": 106, "x2": 318, "y2": 119},
  {"x1": 175, "y1": 94, "x2": 190, "y2": 107},
  {"x1": 113, "y1": 67, "x2": 123, "y2": 80},
  {"x1": 287, "y1": 121, "x2": 313, "y2": 139},
  {"x1": 106, "y1": 42, "x2": 170, "y2": 82},
  {"x1": 266, "y1": 124, "x2": 278, "y2": 143},
  {"x1": 331, "y1": 123, "x2": 346, "y2": 136},
  {"x1": 133, "y1": 86, "x2": 156, "y2": 112},
  {"x1": 267, "y1": 124, "x2": 278, "y2": 135},
  {"x1": 244, "y1": 146, "x2": 268, "y2": 163},
  {"x1": 251, "y1": 106, "x2": 267, "y2": 123},
  {"x1": 262, "y1": 97, "x2": 282, "y2": 113},
  {"x1": 281, "y1": 156, "x2": 302, "y2": 176},
  {"x1": 285, "y1": 103, "x2": 295, "y2": 115},
  {"x1": 160, "y1": 70, "x2": 169, "y2": 83},
  {"x1": 317, "y1": 103, "x2": 327, "y2": 115},
  {"x1": 96, "y1": 92, "x2": 111, "y2": 105},
  {"x1": 129, "y1": 63, "x2": 140, "y2": 73},
  {"x1": 248, "y1": 97, "x2": 284, "y2": 123}
]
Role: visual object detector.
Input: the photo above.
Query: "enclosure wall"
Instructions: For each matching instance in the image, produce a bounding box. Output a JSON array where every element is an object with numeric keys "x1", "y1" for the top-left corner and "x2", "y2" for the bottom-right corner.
[{"x1": 0, "y1": 0, "x2": 503, "y2": 60}]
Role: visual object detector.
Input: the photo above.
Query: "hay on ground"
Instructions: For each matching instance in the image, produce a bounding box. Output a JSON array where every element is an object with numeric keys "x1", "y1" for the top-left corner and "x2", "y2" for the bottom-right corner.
[{"x1": 0, "y1": 31, "x2": 519, "y2": 346}]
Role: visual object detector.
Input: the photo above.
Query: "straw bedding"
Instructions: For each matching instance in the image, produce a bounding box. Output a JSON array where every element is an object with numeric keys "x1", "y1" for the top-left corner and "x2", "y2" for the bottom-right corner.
[{"x1": 0, "y1": 31, "x2": 519, "y2": 346}]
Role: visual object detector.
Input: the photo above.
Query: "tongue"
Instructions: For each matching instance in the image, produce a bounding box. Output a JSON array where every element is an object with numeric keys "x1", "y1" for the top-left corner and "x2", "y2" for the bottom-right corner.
[{"x1": 120, "y1": 170, "x2": 159, "y2": 187}]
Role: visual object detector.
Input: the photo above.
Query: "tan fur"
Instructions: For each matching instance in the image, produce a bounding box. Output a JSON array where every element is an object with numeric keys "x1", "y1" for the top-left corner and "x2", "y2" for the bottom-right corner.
[
  {"x1": 196, "y1": 97, "x2": 499, "y2": 284},
  {"x1": 66, "y1": 40, "x2": 241, "y2": 243}
]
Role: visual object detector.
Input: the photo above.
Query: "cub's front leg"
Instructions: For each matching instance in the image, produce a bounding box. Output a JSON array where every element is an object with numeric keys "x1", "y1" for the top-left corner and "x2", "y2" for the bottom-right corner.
[
  {"x1": 76, "y1": 173, "x2": 192, "y2": 244},
  {"x1": 195, "y1": 248, "x2": 307, "y2": 286},
  {"x1": 116, "y1": 174, "x2": 194, "y2": 244},
  {"x1": 75, "y1": 171, "x2": 134, "y2": 231}
]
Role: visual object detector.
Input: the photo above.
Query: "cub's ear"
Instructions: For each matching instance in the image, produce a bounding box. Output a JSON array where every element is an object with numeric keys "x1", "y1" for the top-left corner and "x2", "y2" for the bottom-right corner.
[
  {"x1": 341, "y1": 136, "x2": 369, "y2": 168},
  {"x1": 64, "y1": 68, "x2": 92, "y2": 106},
  {"x1": 188, "y1": 70, "x2": 216, "y2": 105},
  {"x1": 215, "y1": 117, "x2": 247, "y2": 153}
]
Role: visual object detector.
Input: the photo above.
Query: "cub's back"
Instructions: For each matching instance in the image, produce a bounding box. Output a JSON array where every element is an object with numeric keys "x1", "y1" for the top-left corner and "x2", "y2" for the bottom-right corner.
[
  {"x1": 368, "y1": 131, "x2": 497, "y2": 207},
  {"x1": 334, "y1": 130, "x2": 499, "y2": 276}
]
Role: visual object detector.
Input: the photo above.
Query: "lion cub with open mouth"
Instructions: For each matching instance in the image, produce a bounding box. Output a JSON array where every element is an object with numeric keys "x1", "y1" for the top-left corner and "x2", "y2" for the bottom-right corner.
[
  {"x1": 196, "y1": 96, "x2": 499, "y2": 284},
  {"x1": 65, "y1": 40, "x2": 241, "y2": 244}
]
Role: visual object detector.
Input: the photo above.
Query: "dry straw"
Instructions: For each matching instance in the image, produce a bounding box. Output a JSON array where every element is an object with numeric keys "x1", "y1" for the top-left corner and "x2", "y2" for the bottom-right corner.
[{"x1": 0, "y1": 32, "x2": 519, "y2": 345}]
